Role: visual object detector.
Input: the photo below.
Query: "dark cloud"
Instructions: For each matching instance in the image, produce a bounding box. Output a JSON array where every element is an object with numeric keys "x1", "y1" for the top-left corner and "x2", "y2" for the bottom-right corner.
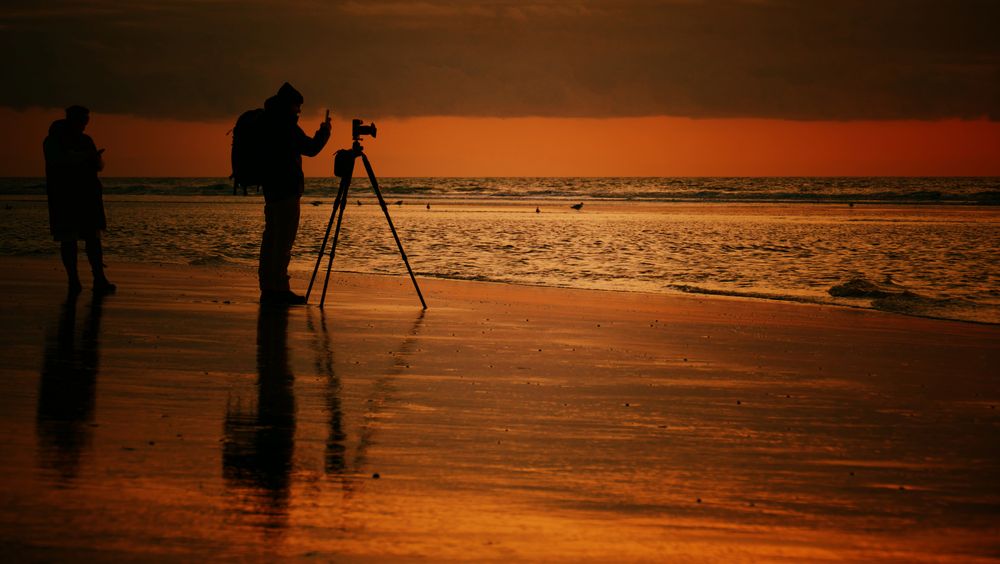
[{"x1": 1, "y1": 0, "x2": 997, "y2": 121}]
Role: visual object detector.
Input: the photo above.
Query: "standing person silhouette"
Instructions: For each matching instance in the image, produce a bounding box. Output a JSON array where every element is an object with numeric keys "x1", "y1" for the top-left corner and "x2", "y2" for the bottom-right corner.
[
  {"x1": 43, "y1": 105, "x2": 115, "y2": 295},
  {"x1": 258, "y1": 82, "x2": 331, "y2": 305}
]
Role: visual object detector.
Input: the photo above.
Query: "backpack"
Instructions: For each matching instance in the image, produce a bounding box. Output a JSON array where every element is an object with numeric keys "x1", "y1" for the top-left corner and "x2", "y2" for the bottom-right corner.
[{"x1": 229, "y1": 108, "x2": 266, "y2": 195}]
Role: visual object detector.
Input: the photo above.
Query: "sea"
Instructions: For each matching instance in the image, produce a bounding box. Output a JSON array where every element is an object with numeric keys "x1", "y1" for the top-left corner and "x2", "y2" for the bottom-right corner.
[{"x1": 2, "y1": 177, "x2": 998, "y2": 324}]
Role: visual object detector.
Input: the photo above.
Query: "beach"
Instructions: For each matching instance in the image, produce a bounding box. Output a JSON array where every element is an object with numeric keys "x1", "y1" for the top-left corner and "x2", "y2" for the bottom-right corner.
[{"x1": 1, "y1": 257, "x2": 997, "y2": 561}]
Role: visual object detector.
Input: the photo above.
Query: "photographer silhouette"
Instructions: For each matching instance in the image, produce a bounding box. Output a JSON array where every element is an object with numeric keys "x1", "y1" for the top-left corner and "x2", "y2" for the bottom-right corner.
[{"x1": 258, "y1": 82, "x2": 331, "y2": 306}]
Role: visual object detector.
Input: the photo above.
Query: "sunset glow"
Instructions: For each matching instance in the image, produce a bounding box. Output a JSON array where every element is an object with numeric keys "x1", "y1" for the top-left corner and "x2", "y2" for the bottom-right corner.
[{"x1": 2, "y1": 107, "x2": 998, "y2": 177}]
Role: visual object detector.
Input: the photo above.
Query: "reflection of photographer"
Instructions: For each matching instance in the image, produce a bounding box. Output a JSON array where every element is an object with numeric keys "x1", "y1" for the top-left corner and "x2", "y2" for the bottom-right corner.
[
  {"x1": 258, "y1": 82, "x2": 331, "y2": 306},
  {"x1": 222, "y1": 305, "x2": 296, "y2": 526}
]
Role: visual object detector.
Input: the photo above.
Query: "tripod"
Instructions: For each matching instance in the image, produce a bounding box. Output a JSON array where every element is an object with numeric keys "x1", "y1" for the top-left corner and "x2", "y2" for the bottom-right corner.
[{"x1": 305, "y1": 138, "x2": 427, "y2": 310}]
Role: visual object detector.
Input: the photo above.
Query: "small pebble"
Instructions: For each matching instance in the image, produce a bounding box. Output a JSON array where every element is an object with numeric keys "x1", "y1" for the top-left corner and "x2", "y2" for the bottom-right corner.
[{"x1": 372, "y1": 473, "x2": 381, "y2": 479}]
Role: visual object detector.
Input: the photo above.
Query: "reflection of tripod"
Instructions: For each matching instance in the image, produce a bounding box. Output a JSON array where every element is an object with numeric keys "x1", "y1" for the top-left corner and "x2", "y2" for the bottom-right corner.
[{"x1": 305, "y1": 138, "x2": 427, "y2": 310}]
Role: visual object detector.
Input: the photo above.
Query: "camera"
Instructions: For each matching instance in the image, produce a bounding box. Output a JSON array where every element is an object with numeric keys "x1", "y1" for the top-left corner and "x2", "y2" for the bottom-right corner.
[{"x1": 352, "y1": 119, "x2": 377, "y2": 140}]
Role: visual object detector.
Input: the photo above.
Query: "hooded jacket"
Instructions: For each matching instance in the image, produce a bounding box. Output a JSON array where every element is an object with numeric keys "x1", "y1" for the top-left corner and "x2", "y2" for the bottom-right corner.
[
  {"x1": 43, "y1": 119, "x2": 106, "y2": 237},
  {"x1": 261, "y1": 82, "x2": 331, "y2": 202}
]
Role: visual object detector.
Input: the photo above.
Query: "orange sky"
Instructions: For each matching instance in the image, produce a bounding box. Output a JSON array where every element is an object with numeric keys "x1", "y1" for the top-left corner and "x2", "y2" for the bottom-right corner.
[{"x1": 2, "y1": 107, "x2": 998, "y2": 177}]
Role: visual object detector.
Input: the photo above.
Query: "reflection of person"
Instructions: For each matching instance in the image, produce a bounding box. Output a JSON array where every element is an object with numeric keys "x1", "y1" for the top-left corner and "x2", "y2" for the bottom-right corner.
[
  {"x1": 43, "y1": 106, "x2": 115, "y2": 295},
  {"x1": 308, "y1": 311, "x2": 346, "y2": 475},
  {"x1": 36, "y1": 291, "x2": 105, "y2": 483},
  {"x1": 258, "y1": 83, "x2": 331, "y2": 305},
  {"x1": 222, "y1": 306, "x2": 296, "y2": 528}
]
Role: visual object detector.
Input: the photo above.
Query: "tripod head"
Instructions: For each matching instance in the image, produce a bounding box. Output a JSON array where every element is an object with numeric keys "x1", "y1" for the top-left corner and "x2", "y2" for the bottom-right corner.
[
  {"x1": 351, "y1": 119, "x2": 377, "y2": 142},
  {"x1": 335, "y1": 127, "x2": 370, "y2": 178}
]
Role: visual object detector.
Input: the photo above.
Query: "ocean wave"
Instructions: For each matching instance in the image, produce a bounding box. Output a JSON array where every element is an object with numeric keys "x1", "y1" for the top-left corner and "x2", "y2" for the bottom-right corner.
[
  {"x1": 668, "y1": 280, "x2": 998, "y2": 325},
  {"x1": 3, "y1": 176, "x2": 999, "y2": 203},
  {"x1": 188, "y1": 255, "x2": 241, "y2": 267},
  {"x1": 667, "y1": 284, "x2": 827, "y2": 306},
  {"x1": 825, "y1": 276, "x2": 997, "y2": 323},
  {"x1": 828, "y1": 277, "x2": 910, "y2": 298},
  {"x1": 871, "y1": 293, "x2": 990, "y2": 322}
]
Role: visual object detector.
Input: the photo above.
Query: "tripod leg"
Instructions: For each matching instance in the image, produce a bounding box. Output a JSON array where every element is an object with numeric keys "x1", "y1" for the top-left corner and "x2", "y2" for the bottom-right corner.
[
  {"x1": 320, "y1": 174, "x2": 352, "y2": 309},
  {"x1": 361, "y1": 153, "x2": 427, "y2": 309},
  {"x1": 306, "y1": 175, "x2": 350, "y2": 302}
]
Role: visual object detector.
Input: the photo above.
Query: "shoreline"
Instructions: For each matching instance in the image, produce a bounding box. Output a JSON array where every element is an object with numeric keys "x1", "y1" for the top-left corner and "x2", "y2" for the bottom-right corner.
[{"x1": 5, "y1": 253, "x2": 999, "y2": 326}]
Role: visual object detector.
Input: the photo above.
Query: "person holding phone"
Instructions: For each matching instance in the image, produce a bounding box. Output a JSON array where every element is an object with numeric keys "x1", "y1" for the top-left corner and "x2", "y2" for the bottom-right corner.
[
  {"x1": 43, "y1": 105, "x2": 115, "y2": 295},
  {"x1": 258, "y1": 82, "x2": 332, "y2": 306}
]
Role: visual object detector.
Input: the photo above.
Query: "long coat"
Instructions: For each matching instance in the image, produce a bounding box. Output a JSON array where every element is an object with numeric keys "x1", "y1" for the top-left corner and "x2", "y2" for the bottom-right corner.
[{"x1": 43, "y1": 120, "x2": 106, "y2": 241}]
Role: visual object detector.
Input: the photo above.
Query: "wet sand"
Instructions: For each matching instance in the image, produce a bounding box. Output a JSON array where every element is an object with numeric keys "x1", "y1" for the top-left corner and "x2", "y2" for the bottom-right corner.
[{"x1": 0, "y1": 257, "x2": 997, "y2": 562}]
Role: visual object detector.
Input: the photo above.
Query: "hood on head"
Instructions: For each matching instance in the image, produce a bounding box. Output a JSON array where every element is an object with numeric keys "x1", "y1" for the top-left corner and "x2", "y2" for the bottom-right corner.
[
  {"x1": 275, "y1": 82, "x2": 304, "y2": 105},
  {"x1": 265, "y1": 82, "x2": 304, "y2": 119}
]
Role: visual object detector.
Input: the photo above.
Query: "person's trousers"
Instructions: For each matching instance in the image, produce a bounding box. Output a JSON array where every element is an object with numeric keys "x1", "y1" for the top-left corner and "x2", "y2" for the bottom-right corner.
[{"x1": 259, "y1": 196, "x2": 301, "y2": 293}]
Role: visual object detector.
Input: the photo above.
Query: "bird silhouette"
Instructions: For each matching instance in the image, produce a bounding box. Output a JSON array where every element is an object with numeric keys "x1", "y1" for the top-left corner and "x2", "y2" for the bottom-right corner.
[
  {"x1": 535, "y1": 207, "x2": 540, "y2": 213},
  {"x1": 393, "y1": 200, "x2": 403, "y2": 206},
  {"x1": 426, "y1": 203, "x2": 431, "y2": 210},
  {"x1": 570, "y1": 202, "x2": 584, "y2": 211}
]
